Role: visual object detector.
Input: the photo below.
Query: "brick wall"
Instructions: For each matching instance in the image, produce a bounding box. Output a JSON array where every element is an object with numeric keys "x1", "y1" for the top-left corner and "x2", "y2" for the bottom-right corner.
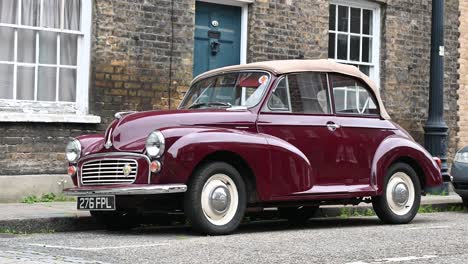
[
  {"x1": 458, "y1": 0, "x2": 468, "y2": 150},
  {"x1": 247, "y1": 0, "x2": 329, "y2": 61},
  {"x1": 377, "y1": 0, "x2": 460, "y2": 161},
  {"x1": 92, "y1": 0, "x2": 194, "y2": 128}
]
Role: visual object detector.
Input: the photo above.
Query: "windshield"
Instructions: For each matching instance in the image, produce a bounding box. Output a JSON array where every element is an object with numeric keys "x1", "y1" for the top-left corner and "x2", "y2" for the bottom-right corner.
[{"x1": 179, "y1": 72, "x2": 271, "y2": 109}]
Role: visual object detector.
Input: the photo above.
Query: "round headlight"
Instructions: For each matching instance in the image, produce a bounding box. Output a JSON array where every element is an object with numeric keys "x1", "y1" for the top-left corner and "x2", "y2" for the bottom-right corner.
[
  {"x1": 66, "y1": 139, "x2": 81, "y2": 163},
  {"x1": 146, "y1": 131, "x2": 165, "y2": 158}
]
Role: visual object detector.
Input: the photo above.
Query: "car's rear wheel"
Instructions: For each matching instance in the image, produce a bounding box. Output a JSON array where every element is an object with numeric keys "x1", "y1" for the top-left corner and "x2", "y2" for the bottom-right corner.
[
  {"x1": 278, "y1": 206, "x2": 319, "y2": 223},
  {"x1": 184, "y1": 162, "x2": 246, "y2": 235},
  {"x1": 372, "y1": 163, "x2": 421, "y2": 224},
  {"x1": 90, "y1": 210, "x2": 139, "y2": 230}
]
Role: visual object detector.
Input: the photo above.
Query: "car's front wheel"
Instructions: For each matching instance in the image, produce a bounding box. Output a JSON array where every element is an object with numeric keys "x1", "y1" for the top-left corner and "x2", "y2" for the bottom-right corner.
[
  {"x1": 372, "y1": 163, "x2": 421, "y2": 224},
  {"x1": 184, "y1": 162, "x2": 247, "y2": 235}
]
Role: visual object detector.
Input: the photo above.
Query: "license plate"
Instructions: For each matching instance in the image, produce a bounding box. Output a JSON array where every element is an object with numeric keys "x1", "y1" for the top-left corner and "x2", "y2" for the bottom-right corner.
[{"x1": 77, "y1": 196, "x2": 116, "y2": 211}]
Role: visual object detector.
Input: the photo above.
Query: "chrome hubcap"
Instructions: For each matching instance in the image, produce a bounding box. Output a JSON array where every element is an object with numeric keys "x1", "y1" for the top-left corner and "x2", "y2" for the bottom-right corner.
[
  {"x1": 201, "y1": 174, "x2": 239, "y2": 226},
  {"x1": 209, "y1": 186, "x2": 230, "y2": 213},
  {"x1": 392, "y1": 182, "x2": 409, "y2": 205},
  {"x1": 386, "y1": 172, "x2": 415, "y2": 216}
]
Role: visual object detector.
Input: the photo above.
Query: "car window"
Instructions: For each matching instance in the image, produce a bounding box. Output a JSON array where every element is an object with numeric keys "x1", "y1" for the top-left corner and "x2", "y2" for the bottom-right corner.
[
  {"x1": 330, "y1": 74, "x2": 378, "y2": 115},
  {"x1": 179, "y1": 72, "x2": 270, "y2": 109},
  {"x1": 267, "y1": 72, "x2": 331, "y2": 114}
]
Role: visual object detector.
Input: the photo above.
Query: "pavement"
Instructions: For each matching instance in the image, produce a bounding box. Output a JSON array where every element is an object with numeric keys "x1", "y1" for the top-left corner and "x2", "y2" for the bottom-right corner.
[
  {"x1": 1, "y1": 212, "x2": 467, "y2": 264},
  {"x1": 0, "y1": 194, "x2": 463, "y2": 234}
]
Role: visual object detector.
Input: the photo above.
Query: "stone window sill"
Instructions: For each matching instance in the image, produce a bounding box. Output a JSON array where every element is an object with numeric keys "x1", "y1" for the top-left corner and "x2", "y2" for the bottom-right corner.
[{"x1": 0, "y1": 112, "x2": 101, "y2": 124}]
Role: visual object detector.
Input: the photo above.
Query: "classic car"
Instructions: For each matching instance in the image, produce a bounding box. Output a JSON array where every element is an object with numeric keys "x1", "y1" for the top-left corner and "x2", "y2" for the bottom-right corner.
[
  {"x1": 451, "y1": 146, "x2": 468, "y2": 206},
  {"x1": 64, "y1": 60, "x2": 443, "y2": 235}
]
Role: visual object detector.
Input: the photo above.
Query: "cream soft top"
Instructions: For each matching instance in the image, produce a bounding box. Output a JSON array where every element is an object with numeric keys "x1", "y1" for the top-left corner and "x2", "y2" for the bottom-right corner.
[{"x1": 192, "y1": 59, "x2": 390, "y2": 119}]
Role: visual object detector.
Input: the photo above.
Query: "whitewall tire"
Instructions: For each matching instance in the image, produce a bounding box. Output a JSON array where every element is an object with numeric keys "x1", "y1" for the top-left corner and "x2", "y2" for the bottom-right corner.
[
  {"x1": 184, "y1": 162, "x2": 246, "y2": 235},
  {"x1": 372, "y1": 163, "x2": 421, "y2": 224}
]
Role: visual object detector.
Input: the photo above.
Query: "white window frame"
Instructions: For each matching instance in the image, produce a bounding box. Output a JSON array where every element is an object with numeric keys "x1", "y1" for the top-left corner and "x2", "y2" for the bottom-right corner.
[
  {"x1": 0, "y1": 0, "x2": 99, "y2": 123},
  {"x1": 328, "y1": 0, "x2": 381, "y2": 88},
  {"x1": 197, "y1": 0, "x2": 251, "y2": 64}
]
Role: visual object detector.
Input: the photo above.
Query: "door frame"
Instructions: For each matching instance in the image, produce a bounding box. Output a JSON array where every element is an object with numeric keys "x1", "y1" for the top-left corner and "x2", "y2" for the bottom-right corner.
[{"x1": 196, "y1": 0, "x2": 252, "y2": 64}]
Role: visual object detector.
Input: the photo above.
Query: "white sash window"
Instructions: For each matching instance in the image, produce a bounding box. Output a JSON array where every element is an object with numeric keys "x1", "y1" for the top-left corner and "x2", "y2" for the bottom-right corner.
[
  {"x1": 328, "y1": 0, "x2": 380, "y2": 87},
  {"x1": 0, "y1": 0, "x2": 96, "y2": 123}
]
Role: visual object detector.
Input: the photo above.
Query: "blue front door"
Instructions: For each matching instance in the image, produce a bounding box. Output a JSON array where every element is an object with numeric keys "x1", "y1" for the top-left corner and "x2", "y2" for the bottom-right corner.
[{"x1": 193, "y1": 1, "x2": 241, "y2": 77}]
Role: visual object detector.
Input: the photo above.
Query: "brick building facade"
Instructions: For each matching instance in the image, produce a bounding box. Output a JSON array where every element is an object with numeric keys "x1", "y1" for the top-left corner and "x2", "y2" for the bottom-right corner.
[
  {"x1": 458, "y1": 0, "x2": 468, "y2": 149},
  {"x1": 0, "y1": 0, "x2": 462, "y2": 200}
]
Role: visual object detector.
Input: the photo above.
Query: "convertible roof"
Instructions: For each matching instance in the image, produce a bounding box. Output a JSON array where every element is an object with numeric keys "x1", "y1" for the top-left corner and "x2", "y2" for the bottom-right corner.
[{"x1": 192, "y1": 59, "x2": 390, "y2": 119}]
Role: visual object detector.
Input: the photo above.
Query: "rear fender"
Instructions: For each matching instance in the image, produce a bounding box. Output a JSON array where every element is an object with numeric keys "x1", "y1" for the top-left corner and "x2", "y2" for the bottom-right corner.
[{"x1": 372, "y1": 135, "x2": 442, "y2": 195}]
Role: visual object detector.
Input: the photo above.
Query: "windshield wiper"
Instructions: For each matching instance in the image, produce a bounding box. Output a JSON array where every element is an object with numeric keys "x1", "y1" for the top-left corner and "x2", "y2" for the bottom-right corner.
[{"x1": 187, "y1": 102, "x2": 232, "y2": 109}]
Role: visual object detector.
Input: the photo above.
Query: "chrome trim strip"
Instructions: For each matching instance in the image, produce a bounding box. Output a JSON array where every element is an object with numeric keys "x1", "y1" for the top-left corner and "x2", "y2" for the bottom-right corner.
[
  {"x1": 78, "y1": 152, "x2": 152, "y2": 185},
  {"x1": 64, "y1": 184, "x2": 187, "y2": 196}
]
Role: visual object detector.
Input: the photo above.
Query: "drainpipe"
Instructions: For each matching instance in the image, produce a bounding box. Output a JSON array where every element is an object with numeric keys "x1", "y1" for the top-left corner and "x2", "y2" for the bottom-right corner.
[{"x1": 424, "y1": 0, "x2": 450, "y2": 185}]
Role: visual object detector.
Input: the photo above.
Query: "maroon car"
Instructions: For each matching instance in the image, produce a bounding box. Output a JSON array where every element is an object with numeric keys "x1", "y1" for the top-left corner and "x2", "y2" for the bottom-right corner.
[{"x1": 64, "y1": 60, "x2": 443, "y2": 235}]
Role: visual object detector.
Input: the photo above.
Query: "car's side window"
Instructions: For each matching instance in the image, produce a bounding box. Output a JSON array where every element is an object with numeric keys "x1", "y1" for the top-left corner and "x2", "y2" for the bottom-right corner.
[
  {"x1": 267, "y1": 72, "x2": 331, "y2": 114},
  {"x1": 268, "y1": 78, "x2": 291, "y2": 111},
  {"x1": 330, "y1": 74, "x2": 378, "y2": 116}
]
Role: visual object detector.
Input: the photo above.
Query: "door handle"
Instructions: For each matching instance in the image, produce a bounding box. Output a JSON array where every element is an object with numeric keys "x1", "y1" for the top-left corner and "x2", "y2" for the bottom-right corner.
[{"x1": 326, "y1": 122, "x2": 340, "y2": 132}]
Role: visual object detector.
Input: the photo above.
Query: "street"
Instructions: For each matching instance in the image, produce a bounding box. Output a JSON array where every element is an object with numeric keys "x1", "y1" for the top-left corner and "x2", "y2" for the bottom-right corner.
[{"x1": 0, "y1": 212, "x2": 467, "y2": 264}]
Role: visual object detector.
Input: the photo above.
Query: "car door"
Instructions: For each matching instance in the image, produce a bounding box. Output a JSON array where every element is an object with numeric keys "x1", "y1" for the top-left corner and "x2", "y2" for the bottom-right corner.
[
  {"x1": 257, "y1": 72, "x2": 349, "y2": 198},
  {"x1": 329, "y1": 73, "x2": 395, "y2": 191}
]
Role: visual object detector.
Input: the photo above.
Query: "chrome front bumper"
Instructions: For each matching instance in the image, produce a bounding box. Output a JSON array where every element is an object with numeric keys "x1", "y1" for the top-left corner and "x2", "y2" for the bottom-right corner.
[{"x1": 63, "y1": 184, "x2": 187, "y2": 196}]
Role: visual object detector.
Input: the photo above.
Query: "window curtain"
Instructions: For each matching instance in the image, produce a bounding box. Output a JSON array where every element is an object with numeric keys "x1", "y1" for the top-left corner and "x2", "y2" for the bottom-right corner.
[
  {"x1": 0, "y1": 1, "x2": 16, "y2": 99},
  {"x1": 61, "y1": 0, "x2": 80, "y2": 102},
  {"x1": 38, "y1": 0, "x2": 61, "y2": 101},
  {"x1": 17, "y1": 0, "x2": 39, "y2": 100}
]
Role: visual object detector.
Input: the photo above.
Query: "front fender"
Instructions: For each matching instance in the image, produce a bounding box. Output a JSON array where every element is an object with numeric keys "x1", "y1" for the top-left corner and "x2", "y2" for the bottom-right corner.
[
  {"x1": 158, "y1": 127, "x2": 310, "y2": 201},
  {"x1": 372, "y1": 135, "x2": 442, "y2": 194}
]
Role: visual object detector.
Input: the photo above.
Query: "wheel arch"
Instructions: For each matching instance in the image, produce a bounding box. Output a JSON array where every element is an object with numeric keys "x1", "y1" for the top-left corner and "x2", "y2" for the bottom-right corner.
[
  {"x1": 389, "y1": 157, "x2": 425, "y2": 192},
  {"x1": 372, "y1": 136, "x2": 442, "y2": 195},
  {"x1": 191, "y1": 150, "x2": 258, "y2": 203}
]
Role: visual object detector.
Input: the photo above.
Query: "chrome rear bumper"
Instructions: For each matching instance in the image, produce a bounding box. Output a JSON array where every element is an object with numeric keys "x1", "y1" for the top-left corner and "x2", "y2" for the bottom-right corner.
[{"x1": 63, "y1": 184, "x2": 187, "y2": 196}]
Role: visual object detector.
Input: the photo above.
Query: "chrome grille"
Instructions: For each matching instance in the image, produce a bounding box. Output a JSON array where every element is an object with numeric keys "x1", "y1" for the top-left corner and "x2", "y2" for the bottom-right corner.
[{"x1": 81, "y1": 159, "x2": 138, "y2": 185}]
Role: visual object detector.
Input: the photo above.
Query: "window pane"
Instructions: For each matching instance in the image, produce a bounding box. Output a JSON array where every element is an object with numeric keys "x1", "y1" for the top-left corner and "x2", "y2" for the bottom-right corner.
[
  {"x1": 363, "y1": 9, "x2": 373, "y2": 35},
  {"x1": 60, "y1": 34, "x2": 77, "y2": 65},
  {"x1": 362, "y1": 37, "x2": 372, "y2": 62},
  {"x1": 38, "y1": 66, "x2": 56, "y2": 101},
  {"x1": 350, "y1": 36, "x2": 360, "y2": 61},
  {"x1": 350, "y1": 8, "x2": 361, "y2": 34},
  {"x1": 17, "y1": 66, "x2": 35, "y2": 100},
  {"x1": 359, "y1": 65, "x2": 370, "y2": 76},
  {"x1": 331, "y1": 74, "x2": 377, "y2": 115},
  {"x1": 21, "y1": 0, "x2": 40, "y2": 26},
  {"x1": 43, "y1": 0, "x2": 61, "y2": 28},
  {"x1": 287, "y1": 73, "x2": 330, "y2": 114},
  {"x1": 18, "y1": 29, "x2": 36, "y2": 63},
  {"x1": 0, "y1": 1, "x2": 17, "y2": 24},
  {"x1": 329, "y1": 4, "x2": 336, "y2": 30},
  {"x1": 0, "y1": 27, "x2": 14, "y2": 61},
  {"x1": 337, "y1": 34, "x2": 348, "y2": 60},
  {"x1": 39, "y1": 31, "x2": 57, "y2": 64},
  {"x1": 337, "y1": 6, "x2": 348, "y2": 32},
  {"x1": 59, "y1": 68, "x2": 76, "y2": 102},
  {"x1": 328, "y1": 33, "x2": 335, "y2": 59},
  {"x1": 0, "y1": 64, "x2": 14, "y2": 99},
  {"x1": 64, "y1": 0, "x2": 81, "y2": 30},
  {"x1": 268, "y1": 78, "x2": 289, "y2": 111}
]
